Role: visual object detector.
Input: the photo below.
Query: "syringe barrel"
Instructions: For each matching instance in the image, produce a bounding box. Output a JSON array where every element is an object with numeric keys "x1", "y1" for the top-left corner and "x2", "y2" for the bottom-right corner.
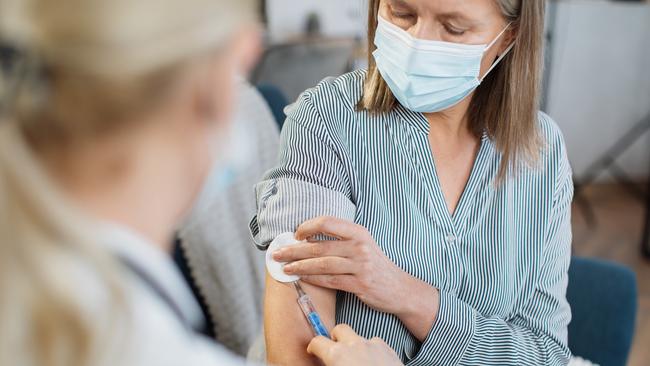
[{"x1": 297, "y1": 295, "x2": 330, "y2": 338}]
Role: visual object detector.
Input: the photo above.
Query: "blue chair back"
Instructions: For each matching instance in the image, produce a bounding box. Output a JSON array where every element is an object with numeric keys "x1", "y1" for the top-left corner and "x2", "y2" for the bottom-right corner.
[
  {"x1": 567, "y1": 257, "x2": 637, "y2": 366},
  {"x1": 256, "y1": 83, "x2": 289, "y2": 130}
]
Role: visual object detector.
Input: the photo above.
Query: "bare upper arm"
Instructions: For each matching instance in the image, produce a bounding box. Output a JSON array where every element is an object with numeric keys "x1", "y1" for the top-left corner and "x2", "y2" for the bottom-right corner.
[{"x1": 264, "y1": 271, "x2": 336, "y2": 366}]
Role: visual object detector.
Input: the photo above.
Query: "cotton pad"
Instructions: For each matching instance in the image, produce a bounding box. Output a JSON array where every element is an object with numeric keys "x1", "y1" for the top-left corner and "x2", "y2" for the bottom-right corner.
[{"x1": 266, "y1": 232, "x2": 301, "y2": 283}]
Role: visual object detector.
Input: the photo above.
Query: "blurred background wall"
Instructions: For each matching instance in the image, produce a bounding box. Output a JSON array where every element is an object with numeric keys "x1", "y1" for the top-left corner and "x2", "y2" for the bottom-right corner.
[{"x1": 545, "y1": 1, "x2": 650, "y2": 181}]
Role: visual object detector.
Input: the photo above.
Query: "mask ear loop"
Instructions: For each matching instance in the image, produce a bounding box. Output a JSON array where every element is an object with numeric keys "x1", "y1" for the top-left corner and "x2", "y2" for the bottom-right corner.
[
  {"x1": 480, "y1": 23, "x2": 515, "y2": 83},
  {"x1": 485, "y1": 22, "x2": 513, "y2": 52},
  {"x1": 480, "y1": 41, "x2": 515, "y2": 82}
]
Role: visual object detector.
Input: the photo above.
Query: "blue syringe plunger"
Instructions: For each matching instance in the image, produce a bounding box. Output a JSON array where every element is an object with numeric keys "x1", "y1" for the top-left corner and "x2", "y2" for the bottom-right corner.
[{"x1": 293, "y1": 281, "x2": 330, "y2": 338}]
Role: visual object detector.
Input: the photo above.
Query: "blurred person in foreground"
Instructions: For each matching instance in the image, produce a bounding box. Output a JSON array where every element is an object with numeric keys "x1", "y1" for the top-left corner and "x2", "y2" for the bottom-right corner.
[{"x1": 0, "y1": 0, "x2": 402, "y2": 365}]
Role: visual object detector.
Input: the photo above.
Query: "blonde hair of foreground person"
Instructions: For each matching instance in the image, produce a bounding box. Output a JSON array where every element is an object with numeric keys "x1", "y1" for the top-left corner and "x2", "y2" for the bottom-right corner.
[{"x1": 0, "y1": 0, "x2": 255, "y2": 365}]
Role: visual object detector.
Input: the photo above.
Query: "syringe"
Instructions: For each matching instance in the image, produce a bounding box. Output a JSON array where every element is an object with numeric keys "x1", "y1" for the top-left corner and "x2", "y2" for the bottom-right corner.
[{"x1": 292, "y1": 281, "x2": 330, "y2": 338}]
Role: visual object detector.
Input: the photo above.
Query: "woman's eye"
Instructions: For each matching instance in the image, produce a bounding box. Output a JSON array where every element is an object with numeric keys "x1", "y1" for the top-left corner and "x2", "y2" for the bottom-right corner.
[
  {"x1": 444, "y1": 24, "x2": 465, "y2": 36},
  {"x1": 394, "y1": 12, "x2": 413, "y2": 19},
  {"x1": 390, "y1": 8, "x2": 414, "y2": 20}
]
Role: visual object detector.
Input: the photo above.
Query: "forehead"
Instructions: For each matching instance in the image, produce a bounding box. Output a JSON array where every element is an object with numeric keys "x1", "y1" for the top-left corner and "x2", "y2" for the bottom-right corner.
[{"x1": 385, "y1": 0, "x2": 502, "y2": 20}]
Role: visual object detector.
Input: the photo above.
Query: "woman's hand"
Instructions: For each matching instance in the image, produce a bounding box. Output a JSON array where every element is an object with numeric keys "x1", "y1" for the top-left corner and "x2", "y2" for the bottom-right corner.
[
  {"x1": 272, "y1": 216, "x2": 440, "y2": 340},
  {"x1": 275, "y1": 216, "x2": 410, "y2": 315},
  {"x1": 307, "y1": 325, "x2": 403, "y2": 366}
]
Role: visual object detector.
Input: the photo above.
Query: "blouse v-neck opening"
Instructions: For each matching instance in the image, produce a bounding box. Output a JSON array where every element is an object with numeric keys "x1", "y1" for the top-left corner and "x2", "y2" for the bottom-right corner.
[{"x1": 394, "y1": 104, "x2": 491, "y2": 233}]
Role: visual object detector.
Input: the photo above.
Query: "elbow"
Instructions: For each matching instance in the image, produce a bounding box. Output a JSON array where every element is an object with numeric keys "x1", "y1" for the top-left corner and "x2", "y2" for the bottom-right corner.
[{"x1": 538, "y1": 334, "x2": 572, "y2": 366}]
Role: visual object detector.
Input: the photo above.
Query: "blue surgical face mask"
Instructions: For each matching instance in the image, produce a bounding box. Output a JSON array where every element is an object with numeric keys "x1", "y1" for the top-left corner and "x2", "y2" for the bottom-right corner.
[
  {"x1": 373, "y1": 15, "x2": 514, "y2": 113},
  {"x1": 178, "y1": 120, "x2": 250, "y2": 227},
  {"x1": 209, "y1": 119, "x2": 251, "y2": 192}
]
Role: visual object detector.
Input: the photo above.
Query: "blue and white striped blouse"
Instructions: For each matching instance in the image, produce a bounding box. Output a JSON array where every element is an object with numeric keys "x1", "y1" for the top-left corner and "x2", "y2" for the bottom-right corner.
[{"x1": 250, "y1": 69, "x2": 573, "y2": 365}]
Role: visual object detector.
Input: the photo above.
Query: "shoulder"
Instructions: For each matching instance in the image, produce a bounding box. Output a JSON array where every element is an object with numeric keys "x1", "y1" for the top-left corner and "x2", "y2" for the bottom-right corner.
[
  {"x1": 532, "y1": 111, "x2": 572, "y2": 189},
  {"x1": 291, "y1": 69, "x2": 366, "y2": 113},
  {"x1": 537, "y1": 111, "x2": 567, "y2": 157},
  {"x1": 284, "y1": 69, "x2": 367, "y2": 134}
]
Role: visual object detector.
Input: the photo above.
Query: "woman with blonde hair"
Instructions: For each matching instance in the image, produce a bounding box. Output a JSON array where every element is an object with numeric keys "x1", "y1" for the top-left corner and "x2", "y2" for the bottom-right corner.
[
  {"x1": 256, "y1": 0, "x2": 573, "y2": 365},
  {"x1": 0, "y1": 0, "x2": 403, "y2": 365}
]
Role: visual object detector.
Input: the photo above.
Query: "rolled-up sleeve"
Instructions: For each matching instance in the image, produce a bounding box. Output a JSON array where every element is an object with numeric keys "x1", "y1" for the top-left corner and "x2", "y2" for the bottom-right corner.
[
  {"x1": 250, "y1": 94, "x2": 356, "y2": 250},
  {"x1": 407, "y1": 135, "x2": 574, "y2": 366}
]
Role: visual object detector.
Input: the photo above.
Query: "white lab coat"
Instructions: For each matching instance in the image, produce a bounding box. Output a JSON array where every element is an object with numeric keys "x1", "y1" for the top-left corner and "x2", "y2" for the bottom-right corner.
[{"x1": 95, "y1": 223, "x2": 254, "y2": 366}]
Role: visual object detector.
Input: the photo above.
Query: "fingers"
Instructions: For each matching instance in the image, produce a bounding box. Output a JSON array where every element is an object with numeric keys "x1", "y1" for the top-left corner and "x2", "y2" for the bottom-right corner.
[
  {"x1": 296, "y1": 216, "x2": 362, "y2": 241},
  {"x1": 307, "y1": 335, "x2": 336, "y2": 360},
  {"x1": 330, "y1": 324, "x2": 358, "y2": 342},
  {"x1": 273, "y1": 241, "x2": 351, "y2": 262},
  {"x1": 308, "y1": 326, "x2": 403, "y2": 366},
  {"x1": 300, "y1": 274, "x2": 358, "y2": 293},
  {"x1": 283, "y1": 257, "x2": 356, "y2": 276}
]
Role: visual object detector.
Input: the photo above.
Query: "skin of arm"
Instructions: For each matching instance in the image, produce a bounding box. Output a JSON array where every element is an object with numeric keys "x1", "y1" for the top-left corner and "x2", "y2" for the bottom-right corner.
[{"x1": 264, "y1": 271, "x2": 336, "y2": 366}]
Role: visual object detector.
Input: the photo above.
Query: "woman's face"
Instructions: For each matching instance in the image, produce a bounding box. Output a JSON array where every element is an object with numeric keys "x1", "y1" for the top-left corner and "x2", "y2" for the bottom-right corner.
[
  {"x1": 173, "y1": 26, "x2": 260, "y2": 214},
  {"x1": 379, "y1": 0, "x2": 514, "y2": 79}
]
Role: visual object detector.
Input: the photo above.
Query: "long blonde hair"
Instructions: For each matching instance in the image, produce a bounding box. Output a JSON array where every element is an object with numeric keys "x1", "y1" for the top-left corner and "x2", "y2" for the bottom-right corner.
[
  {"x1": 359, "y1": 0, "x2": 546, "y2": 181},
  {"x1": 0, "y1": 0, "x2": 254, "y2": 365}
]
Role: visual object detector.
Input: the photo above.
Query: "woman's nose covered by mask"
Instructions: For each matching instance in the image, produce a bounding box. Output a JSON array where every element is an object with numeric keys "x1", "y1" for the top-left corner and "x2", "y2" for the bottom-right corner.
[{"x1": 372, "y1": 15, "x2": 514, "y2": 113}]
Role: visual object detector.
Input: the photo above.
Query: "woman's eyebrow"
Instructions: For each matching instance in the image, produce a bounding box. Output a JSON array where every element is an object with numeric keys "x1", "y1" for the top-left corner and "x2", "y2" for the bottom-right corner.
[
  {"x1": 388, "y1": 0, "x2": 415, "y2": 11},
  {"x1": 438, "y1": 11, "x2": 483, "y2": 26},
  {"x1": 439, "y1": 11, "x2": 472, "y2": 21},
  {"x1": 389, "y1": 0, "x2": 482, "y2": 25}
]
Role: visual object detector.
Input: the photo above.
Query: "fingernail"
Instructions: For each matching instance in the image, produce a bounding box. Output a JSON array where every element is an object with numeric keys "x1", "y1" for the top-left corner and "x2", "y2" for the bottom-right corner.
[
  {"x1": 283, "y1": 264, "x2": 295, "y2": 274},
  {"x1": 273, "y1": 249, "x2": 284, "y2": 260}
]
